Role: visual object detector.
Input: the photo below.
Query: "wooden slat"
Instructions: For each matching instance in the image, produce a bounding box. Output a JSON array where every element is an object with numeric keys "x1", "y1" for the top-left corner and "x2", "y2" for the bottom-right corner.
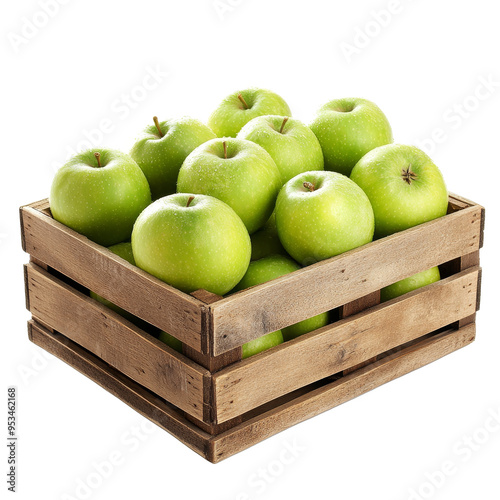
[
  {"x1": 20, "y1": 203, "x2": 205, "y2": 351},
  {"x1": 340, "y1": 290, "x2": 381, "y2": 375},
  {"x1": 25, "y1": 263, "x2": 208, "y2": 420},
  {"x1": 183, "y1": 290, "x2": 242, "y2": 372},
  {"x1": 28, "y1": 321, "x2": 211, "y2": 460},
  {"x1": 447, "y1": 193, "x2": 485, "y2": 248},
  {"x1": 210, "y1": 202, "x2": 483, "y2": 354},
  {"x1": 27, "y1": 320, "x2": 476, "y2": 464},
  {"x1": 183, "y1": 290, "x2": 243, "y2": 431},
  {"x1": 448, "y1": 193, "x2": 472, "y2": 212},
  {"x1": 212, "y1": 267, "x2": 479, "y2": 423},
  {"x1": 209, "y1": 324, "x2": 476, "y2": 462},
  {"x1": 458, "y1": 252, "x2": 481, "y2": 328}
]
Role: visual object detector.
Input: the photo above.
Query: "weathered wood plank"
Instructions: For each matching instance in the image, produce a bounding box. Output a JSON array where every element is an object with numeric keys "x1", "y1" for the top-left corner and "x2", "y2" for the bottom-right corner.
[
  {"x1": 28, "y1": 321, "x2": 211, "y2": 460},
  {"x1": 212, "y1": 268, "x2": 479, "y2": 422},
  {"x1": 183, "y1": 290, "x2": 242, "y2": 371},
  {"x1": 340, "y1": 290, "x2": 381, "y2": 375},
  {"x1": 26, "y1": 263, "x2": 208, "y2": 420},
  {"x1": 183, "y1": 290, "x2": 243, "y2": 430},
  {"x1": 210, "y1": 203, "x2": 483, "y2": 354},
  {"x1": 209, "y1": 324, "x2": 476, "y2": 462},
  {"x1": 20, "y1": 204, "x2": 205, "y2": 351},
  {"x1": 26, "y1": 320, "x2": 476, "y2": 464}
]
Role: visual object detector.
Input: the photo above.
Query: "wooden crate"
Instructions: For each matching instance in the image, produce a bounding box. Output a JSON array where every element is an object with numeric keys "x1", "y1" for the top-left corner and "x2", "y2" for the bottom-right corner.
[{"x1": 20, "y1": 194, "x2": 484, "y2": 462}]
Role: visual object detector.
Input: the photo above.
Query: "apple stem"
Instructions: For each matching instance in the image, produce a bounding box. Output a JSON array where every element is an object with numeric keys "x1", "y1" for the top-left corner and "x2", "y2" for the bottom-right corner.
[
  {"x1": 237, "y1": 93, "x2": 249, "y2": 109},
  {"x1": 279, "y1": 117, "x2": 289, "y2": 134},
  {"x1": 223, "y1": 140, "x2": 228, "y2": 159},
  {"x1": 303, "y1": 181, "x2": 315, "y2": 192},
  {"x1": 186, "y1": 196, "x2": 195, "y2": 207},
  {"x1": 153, "y1": 116, "x2": 163, "y2": 137},
  {"x1": 94, "y1": 152, "x2": 102, "y2": 168}
]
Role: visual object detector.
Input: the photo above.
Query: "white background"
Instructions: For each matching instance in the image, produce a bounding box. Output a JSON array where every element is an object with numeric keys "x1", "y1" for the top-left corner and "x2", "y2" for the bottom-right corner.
[{"x1": 2, "y1": 1, "x2": 499, "y2": 499}]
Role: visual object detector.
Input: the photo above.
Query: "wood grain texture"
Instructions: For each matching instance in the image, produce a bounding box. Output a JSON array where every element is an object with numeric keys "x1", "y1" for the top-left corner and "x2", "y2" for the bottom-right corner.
[
  {"x1": 340, "y1": 290, "x2": 381, "y2": 375},
  {"x1": 448, "y1": 194, "x2": 485, "y2": 248},
  {"x1": 183, "y1": 290, "x2": 242, "y2": 371},
  {"x1": 458, "y1": 251, "x2": 481, "y2": 327},
  {"x1": 25, "y1": 263, "x2": 208, "y2": 420},
  {"x1": 183, "y1": 290, "x2": 243, "y2": 429},
  {"x1": 28, "y1": 321, "x2": 211, "y2": 460},
  {"x1": 26, "y1": 320, "x2": 476, "y2": 463},
  {"x1": 209, "y1": 324, "x2": 476, "y2": 462},
  {"x1": 212, "y1": 267, "x2": 480, "y2": 422},
  {"x1": 20, "y1": 203, "x2": 205, "y2": 351},
  {"x1": 210, "y1": 202, "x2": 483, "y2": 354}
]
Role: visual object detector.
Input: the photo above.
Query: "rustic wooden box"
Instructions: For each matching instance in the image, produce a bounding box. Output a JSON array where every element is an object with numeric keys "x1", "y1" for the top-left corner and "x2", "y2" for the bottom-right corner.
[{"x1": 20, "y1": 194, "x2": 484, "y2": 462}]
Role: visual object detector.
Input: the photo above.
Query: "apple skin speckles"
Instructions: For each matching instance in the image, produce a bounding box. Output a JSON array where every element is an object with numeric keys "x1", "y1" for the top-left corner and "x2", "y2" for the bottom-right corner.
[
  {"x1": 131, "y1": 193, "x2": 251, "y2": 296},
  {"x1": 177, "y1": 138, "x2": 282, "y2": 234},
  {"x1": 238, "y1": 115, "x2": 324, "y2": 184},
  {"x1": 310, "y1": 97, "x2": 393, "y2": 176},
  {"x1": 275, "y1": 170, "x2": 374, "y2": 266},
  {"x1": 50, "y1": 148, "x2": 151, "y2": 246},
  {"x1": 350, "y1": 144, "x2": 448, "y2": 238},
  {"x1": 130, "y1": 116, "x2": 216, "y2": 200},
  {"x1": 208, "y1": 88, "x2": 292, "y2": 138}
]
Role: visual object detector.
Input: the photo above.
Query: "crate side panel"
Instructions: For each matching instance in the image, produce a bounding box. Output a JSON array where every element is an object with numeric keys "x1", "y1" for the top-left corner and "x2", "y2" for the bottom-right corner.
[
  {"x1": 26, "y1": 263, "x2": 207, "y2": 420},
  {"x1": 28, "y1": 321, "x2": 211, "y2": 460},
  {"x1": 212, "y1": 267, "x2": 479, "y2": 422},
  {"x1": 209, "y1": 324, "x2": 475, "y2": 462},
  {"x1": 211, "y1": 204, "x2": 482, "y2": 354},
  {"x1": 21, "y1": 205, "x2": 204, "y2": 351}
]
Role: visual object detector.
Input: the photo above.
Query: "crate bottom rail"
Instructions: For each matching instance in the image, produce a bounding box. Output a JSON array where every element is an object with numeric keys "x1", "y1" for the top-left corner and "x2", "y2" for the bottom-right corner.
[{"x1": 28, "y1": 320, "x2": 475, "y2": 463}]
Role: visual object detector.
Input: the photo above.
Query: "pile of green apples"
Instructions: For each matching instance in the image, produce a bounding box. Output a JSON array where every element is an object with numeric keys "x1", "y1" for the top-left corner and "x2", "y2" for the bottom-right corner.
[{"x1": 50, "y1": 88, "x2": 449, "y2": 358}]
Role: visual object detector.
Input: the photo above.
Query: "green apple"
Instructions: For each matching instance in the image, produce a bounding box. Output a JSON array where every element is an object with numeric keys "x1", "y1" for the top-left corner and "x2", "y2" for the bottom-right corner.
[
  {"x1": 310, "y1": 97, "x2": 393, "y2": 176},
  {"x1": 158, "y1": 331, "x2": 183, "y2": 353},
  {"x1": 242, "y1": 330, "x2": 284, "y2": 359},
  {"x1": 350, "y1": 144, "x2": 449, "y2": 238},
  {"x1": 50, "y1": 149, "x2": 151, "y2": 246},
  {"x1": 230, "y1": 255, "x2": 329, "y2": 340},
  {"x1": 275, "y1": 171, "x2": 374, "y2": 265},
  {"x1": 132, "y1": 193, "x2": 251, "y2": 295},
  {"x1": 250, "y1": 212, "x2": 287, "y2": 261},
  {"x1": 238, "y1": 115, "x2": 324, "y2": 184},
  {"x1": 130, "y1": 116, "x2": 216, "y2": 200},
  {"x1": 208, "y1": 88, "x2": 291, "y2": 138},
  {"x1": 381, "y1": 267, "x2": 441, "y2": 302},
  {"x1": 177, "y1": 138, "x2": 282, "y2": 234}
]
